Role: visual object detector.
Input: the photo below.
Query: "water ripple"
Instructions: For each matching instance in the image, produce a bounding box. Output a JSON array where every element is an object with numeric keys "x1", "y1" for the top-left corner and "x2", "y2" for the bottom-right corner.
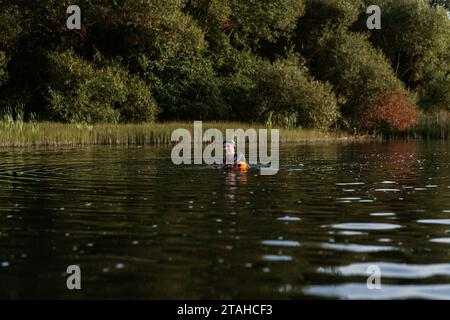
[
  {"x1": 304, "y1": 283, "x2": 450, "y2": 299},
  {"x1": 321, "y1": 243, "x2": 397, "y2": 253},
  {"x1": 320, "y1": 262, "x2": 450, "y2": 279},
  {"x1": 261, "y1": 240, "x2": 301, "y2": 248},
  {"x1": 331, "y1": 223, "x2": 401, "y2": 231},
  {"x1": 417, "y1": 219, "x2": 450, "y2": 225},
  {"x1": 262, "y1": 255, "x2": 292, "y2": 262}
]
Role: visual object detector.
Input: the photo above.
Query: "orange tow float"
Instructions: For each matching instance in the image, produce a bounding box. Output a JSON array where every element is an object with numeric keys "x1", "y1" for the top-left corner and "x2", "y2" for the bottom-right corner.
[{"x1": 235, "y1": 161, "x2": 250, "y2": 171}]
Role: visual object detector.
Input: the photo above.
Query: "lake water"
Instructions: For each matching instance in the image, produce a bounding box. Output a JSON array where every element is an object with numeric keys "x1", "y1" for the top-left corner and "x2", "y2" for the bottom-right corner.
[{"x1": 1, "y1": 141, "x2": 450, "y2": 299}]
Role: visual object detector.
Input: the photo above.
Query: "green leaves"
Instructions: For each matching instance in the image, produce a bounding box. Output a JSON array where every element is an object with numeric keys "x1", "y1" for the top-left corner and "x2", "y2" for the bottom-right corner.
[
  {"x1": 0, "y1": 51, "x2": 8, "y2": 87},
  {"x1": 250, "y1": 58, "x2": 339, "y2": 129},
  {"x1": 0, "y1": 0, "x2": 448, "y2": 132},
  {"x1": 0, "y1": 3, "x2": 22, "y2": 52},
  {"x1": 294, "y1": 0, "x2": 415, "y2": 131},
  {"x1": 47, "y1": 50, "x2": 158, "y2": 124},
  {"x1": 364, "y1": 0, "x2": 450, "y2": 88},
  {"x1": 362, "y1": 0, "x2": 450, "y2": 113},
  {"x1": 187, "y1": 0, "x2": 306, "y2": 51}
]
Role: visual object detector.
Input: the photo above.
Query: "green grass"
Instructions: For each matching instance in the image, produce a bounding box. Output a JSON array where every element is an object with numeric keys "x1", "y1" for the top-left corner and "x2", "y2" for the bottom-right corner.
[{"x1": 0, "y1": 120, "x2": 368, "y2": 147}]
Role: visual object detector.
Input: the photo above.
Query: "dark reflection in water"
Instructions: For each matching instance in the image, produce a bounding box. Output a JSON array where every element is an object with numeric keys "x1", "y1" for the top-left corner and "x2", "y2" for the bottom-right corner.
[{"x1": 1, "y1": 141, "x2": 450, "y2": 299}]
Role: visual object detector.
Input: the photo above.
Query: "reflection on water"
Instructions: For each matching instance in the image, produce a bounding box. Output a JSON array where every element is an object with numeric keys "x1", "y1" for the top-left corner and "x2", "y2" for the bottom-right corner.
[{"x1": 1, "y1": 141, "x2": 450, "y2": 299}]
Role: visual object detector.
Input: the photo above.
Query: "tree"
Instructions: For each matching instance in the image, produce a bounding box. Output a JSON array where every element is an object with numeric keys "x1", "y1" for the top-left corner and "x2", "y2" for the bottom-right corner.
[
  {"x1": 0, "y1": 51, "x2": 8, "y2": 86},
  {"x1": 0, "y1": 2, "x2": 22, "y2": 52},
  {"x1": 296, "y1": 26, "x2": 409, "y2": 130},
  {"x1": 0, "y1": 51, "x2": 8, "y2": 87},
  {"x1": 295, "y1": 0, "x2": 364, "y2": 60},
  {"x1": 418, "y1": 70, "x2": 450, "y2": 111},
  {"x1": 0, "y1": 0, "x2": 446, "y2": 131},
  {"x1": 361, "y1": 0, "x2": 450, "y2": 90},
  {"x1": 186, "y1": 0, "x2": 305, "y2": 56},
  {"x1": 0, "y1": 0, "x2": 207, "y2": 118}
]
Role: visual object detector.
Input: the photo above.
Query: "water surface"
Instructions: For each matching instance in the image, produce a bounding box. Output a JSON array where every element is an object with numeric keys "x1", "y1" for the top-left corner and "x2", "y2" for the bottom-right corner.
[{"x1": 1, "y1": 141, "x2": 450, "y2": 299}]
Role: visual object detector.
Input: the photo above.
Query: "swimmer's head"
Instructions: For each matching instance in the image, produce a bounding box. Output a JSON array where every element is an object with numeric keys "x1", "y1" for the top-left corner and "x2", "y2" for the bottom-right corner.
[{"x1": 223, "y1": 140, "x2": 235, "y2": 164}]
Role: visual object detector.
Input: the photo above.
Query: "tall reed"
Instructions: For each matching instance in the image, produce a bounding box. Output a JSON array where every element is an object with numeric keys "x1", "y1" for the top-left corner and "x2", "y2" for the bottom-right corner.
[
  {"x1": 0, "y1": 121, "x2": 364, "y2": 147},
  {"x1": 410, "y1": 111, "x2": 450, "y2": 140}
]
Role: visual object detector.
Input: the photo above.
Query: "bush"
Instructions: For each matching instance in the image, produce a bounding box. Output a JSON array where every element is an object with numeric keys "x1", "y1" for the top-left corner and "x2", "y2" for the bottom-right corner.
[
  {"x1": 212, "y1": 48, "x2": 261, "y2": 121},
  {"x1": 326, "y1": 32, "x2": 406, "y2": 102},
  {"x1": 139, "y1": 53, "x2": 226, "y2": 121},
  {"x1": 360, "y1": 91, "x2": 417, "y2": 132},
  {"x1": 47, "y1": 51, "x2": 158, "y2": 124},
  {"x1": 252, "y1": 58, "x2": 340, "y2": 129}
]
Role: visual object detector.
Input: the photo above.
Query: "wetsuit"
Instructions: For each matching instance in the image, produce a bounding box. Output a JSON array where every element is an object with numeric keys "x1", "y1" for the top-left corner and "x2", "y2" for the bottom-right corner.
[{"x1": 223, "y1": 152, "x2": 250, "y2": 170}]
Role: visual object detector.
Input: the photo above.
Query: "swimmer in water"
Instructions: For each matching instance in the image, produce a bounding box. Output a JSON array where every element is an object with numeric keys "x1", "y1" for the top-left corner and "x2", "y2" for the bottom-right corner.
[{"x1": 222, "y1": 140, "x2": 250, "y2": 170}]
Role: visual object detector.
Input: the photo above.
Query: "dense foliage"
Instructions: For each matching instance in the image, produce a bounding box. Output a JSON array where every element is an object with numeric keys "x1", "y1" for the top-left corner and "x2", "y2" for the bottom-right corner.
[
  {"x1": 47, "y1": 50, "x2": 158, "y2": 123},
  {"x1": 0, "y1": 51, "x2": 7, "y2": 86},
  {"x1": 0, "y1": 0, "x2": 448, "y2": 132},
  {"x1": 360, "y1": 91, "x2": 417, "y2": 132}
]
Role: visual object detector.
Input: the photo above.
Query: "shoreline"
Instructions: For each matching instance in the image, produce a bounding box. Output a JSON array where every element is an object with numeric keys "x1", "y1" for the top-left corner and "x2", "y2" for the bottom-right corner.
[{"x1": 0, "y1": 121, "x2": 379, "y2": 148}]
